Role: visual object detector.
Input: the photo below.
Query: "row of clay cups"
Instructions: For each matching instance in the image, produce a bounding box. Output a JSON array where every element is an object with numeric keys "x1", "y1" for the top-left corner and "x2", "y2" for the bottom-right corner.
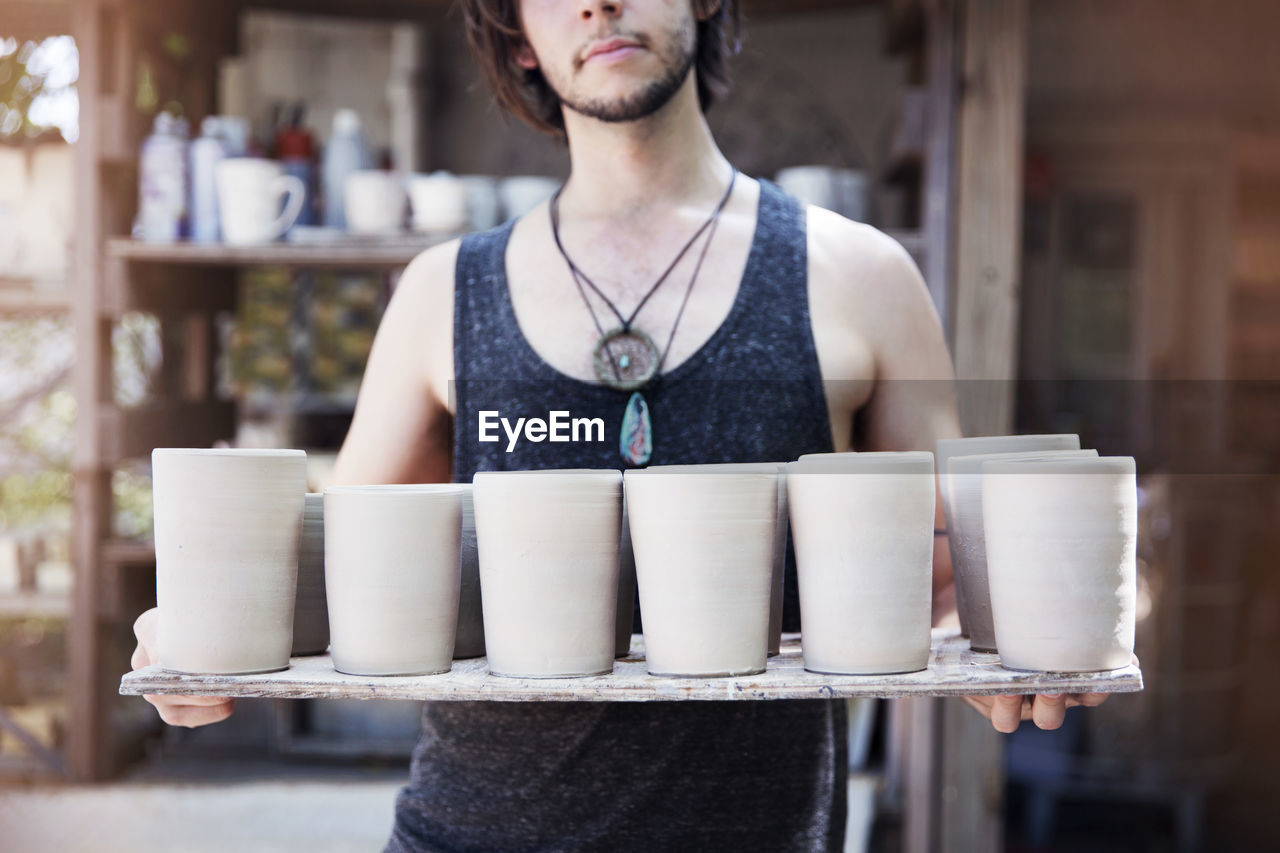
[
  {"x1": 149, "y1": 450, "x2": 641, "y2": 677},
  {"x1": 936, "y1": 435, "x2": 1137, "y2": 673}
]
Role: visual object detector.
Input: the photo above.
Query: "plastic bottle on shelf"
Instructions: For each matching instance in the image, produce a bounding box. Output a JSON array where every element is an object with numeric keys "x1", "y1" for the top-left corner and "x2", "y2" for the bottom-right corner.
[
  {"x1": 189, "y1": 116, "x2": 229, "y2": 243},
  {"x1": 134, "y1": 112, "x2": 189, "y2": 243},
  {"x1": 321, "y1": 109, "x2": 371, "y2": 230}
]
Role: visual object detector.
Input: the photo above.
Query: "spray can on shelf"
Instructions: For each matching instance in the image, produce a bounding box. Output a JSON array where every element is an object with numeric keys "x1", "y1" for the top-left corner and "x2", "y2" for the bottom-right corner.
[{"x1": 134, "y1": 112, "x2": 189, "y2": 243}]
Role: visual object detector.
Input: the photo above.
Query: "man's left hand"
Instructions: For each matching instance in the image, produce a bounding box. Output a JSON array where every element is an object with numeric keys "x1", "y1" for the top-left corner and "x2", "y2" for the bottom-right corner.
[{"x1": 962, "y1": 692, "x2": 1109, "y2": 733}]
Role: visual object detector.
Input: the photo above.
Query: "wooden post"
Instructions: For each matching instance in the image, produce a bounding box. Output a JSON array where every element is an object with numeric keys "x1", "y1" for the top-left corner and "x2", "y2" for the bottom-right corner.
[
  {"x1": 936, "y1": 0, "x2": 1029, "y2": 851},
  {"x1": 951, "y1": 0, "x2": 1028, "y2": 438},
  {"x1": 68, "y1": 0, "x2": 115, "y2": 782}
]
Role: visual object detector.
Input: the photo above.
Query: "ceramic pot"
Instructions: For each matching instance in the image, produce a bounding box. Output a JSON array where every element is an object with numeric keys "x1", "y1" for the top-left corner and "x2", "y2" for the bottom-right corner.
[
  {"x1": 616, "y1": 493, "x2": 637, "y2": 657},
  {"x1": 324, "y1": 485, "x2": 463, "y2": 676},
  {"x1": 982, "y1": 456, "x2": 1138, "y2": 672},
  {"x1": 453, "y1": 485, "x2": 485, "y2": 659},
  {"x1": 472, "y1": 469, "x2": 622, "y2": 678},
  {"x1": 786, "y1": 452, "x2": 935, "y2": 674},
  {"x1": 934, "y1": 435, "x2": 1080, "y2": 635},
  {"x1": 947, "y1": 449, "x2": 1098, "y2": 652},
  {"x1": 292, "y1": 493, "x2": 329, "y2": 655},
  {"x1": 624, "y1": 466, "x2": 777, "y2": 677},
  {"x1": 152, "y1": 448, "x2": 306, "y2": 675}
]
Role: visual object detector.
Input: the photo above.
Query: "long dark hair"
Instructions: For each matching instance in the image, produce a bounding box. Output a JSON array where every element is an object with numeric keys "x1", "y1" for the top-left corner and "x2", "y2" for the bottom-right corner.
[{"x1": 460, "y1": 0, "x2": 743, "y2": 138}]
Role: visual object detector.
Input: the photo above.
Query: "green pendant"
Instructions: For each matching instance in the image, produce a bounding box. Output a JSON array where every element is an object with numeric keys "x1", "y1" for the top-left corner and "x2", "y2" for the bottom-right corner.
[{"x1": 620, "y1": 391, "x2": 653, "y2": 467}]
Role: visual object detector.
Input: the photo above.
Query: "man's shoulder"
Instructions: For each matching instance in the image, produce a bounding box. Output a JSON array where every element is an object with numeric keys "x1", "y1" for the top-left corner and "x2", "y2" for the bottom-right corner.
[{"x1": 803, "y1": 204, "x2": 914, "y2": 273}]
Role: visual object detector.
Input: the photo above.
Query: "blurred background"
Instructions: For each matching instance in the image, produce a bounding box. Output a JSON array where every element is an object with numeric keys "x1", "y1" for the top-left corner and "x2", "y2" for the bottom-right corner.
[{"x1": 0, "y1": 0, "x2": 1276, "y2": 851}]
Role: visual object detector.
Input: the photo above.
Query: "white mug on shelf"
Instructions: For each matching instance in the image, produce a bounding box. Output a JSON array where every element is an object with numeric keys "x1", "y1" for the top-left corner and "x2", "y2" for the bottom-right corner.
[
  {"x1": 408, "y1": 171, "x2": 469, "y2": 234},
  {"x1": 345, "y1": 170, "x2": 407, "y2": 235},
  {"x1": 215, "y1": 158, "x2": 306, "y2": 246}
]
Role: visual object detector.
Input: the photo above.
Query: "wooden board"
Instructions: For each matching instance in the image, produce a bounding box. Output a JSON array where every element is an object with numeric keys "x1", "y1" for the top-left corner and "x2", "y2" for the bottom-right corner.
[
  {"x1": 120, "y1": 630, "x2": 1142, "y2": 702},
  {"x1": 105, "y1": 236, "x2": 449, "y2": 269}
]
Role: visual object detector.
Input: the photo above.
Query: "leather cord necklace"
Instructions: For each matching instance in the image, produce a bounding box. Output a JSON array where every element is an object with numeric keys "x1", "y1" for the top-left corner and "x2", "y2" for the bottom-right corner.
[{"x1": 549, "y1": 167, "x2": 737, "y2": 466}]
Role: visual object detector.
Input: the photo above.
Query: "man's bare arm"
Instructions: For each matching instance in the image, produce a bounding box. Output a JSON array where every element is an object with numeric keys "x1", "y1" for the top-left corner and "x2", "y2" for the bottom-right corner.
[
  {"x1": 331, "y1": 240, "x2": 460, "y2": 487},
  {"x1": 129, "y1": 242, "x2": 460, "y2": 728},
  {"x1": 808, "y1": 210, "x2": 961, "y2": 622}
]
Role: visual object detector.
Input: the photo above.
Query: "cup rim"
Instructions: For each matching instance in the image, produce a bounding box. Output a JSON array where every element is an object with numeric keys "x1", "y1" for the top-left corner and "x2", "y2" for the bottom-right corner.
[
  {"x1": 472, "y1": 468, "x2": 620, "y2": 479},
  {"x1": 981, "y1": 455, "x2": 1136, "y2": 476},
  {"x1": 935, "y1": 434, "x2": 1080, "y2": 453},
  {"x1": 152, "y1": 447, "x2": 304, "y2": 457},
  {"x1": 323, "y1": 483, "x2": 465, "y2": 495},
  {"x1": 946, "y1": 449, "x2": 1098, "y2": 476},
  {"x1": 787, "y1": 452, "x2": 933, "y2": 475}
]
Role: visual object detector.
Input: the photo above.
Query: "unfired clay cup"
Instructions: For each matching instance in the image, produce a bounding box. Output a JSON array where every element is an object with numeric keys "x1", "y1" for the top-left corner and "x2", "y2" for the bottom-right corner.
[
  {"x1": 324, "y1": 485, "x2": 463, "y2": 676},
  {"x1": 624, "y1": 466, "x2": 777, "y2": 677},
  {"x1": 472, "y1": 469, "x2": 622, "y2": 678},
  {"x1": 787, "y1": 452, "x2": 935, "y2": 674},
  {"x1": 292, "y1": 493, "x2": 330, "y2": 655},
  {"x1": 982, "y1": 456, "x2": 1138, "y2": 672},
  {"x1": 152, "y1": 448, "x2": 306, "y2": 675},
  {"x1": 947, "y1": 449, "x2": 1098, "y2": 652},
  {"x1": 640, "y1": 463, "x2": 788, "y2": 655},
  {"x1": 453, "y1": 485, "x2": 485, "y2": 659},
  {"x1": 934, "y1": 435, "x2": 1080, "y2": 635}
]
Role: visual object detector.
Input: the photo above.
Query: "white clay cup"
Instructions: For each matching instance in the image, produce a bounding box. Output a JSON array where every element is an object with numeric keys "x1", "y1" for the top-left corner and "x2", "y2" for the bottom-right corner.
[
  {"x1": 982, "y1": 456, "x2": 1138, "y2": 672},
  {"x1": 624, "y1": 467, "x2": 777, "y2": 677},
  {"x1": 324, "y1": 485, "x2": 463, "y2": 676},
  {"x1": 472, "y1": 470, "x2": 622, "y2": 678},
  {"x1": 947, "y1": 449, "x2": 1098, "y2": 652},
  {"x1": 639, "y1": 463, "x2": 788, "y2": 655},
  {"x1": 153, "y1": 448, "x2": 307, "y2": 675},
  {"x1": 787, "y1": 452, "x2": 935, "y2": 674},
  {"x1": 933, "y1": 435, "x2": 1080, "y2": 636},
  {"x1": 292, "y1": 493, "x2": 329, "y2": 655}
]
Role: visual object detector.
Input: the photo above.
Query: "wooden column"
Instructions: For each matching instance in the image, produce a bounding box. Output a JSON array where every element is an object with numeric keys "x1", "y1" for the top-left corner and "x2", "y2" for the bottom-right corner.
[
  {"x1": 903, "y1": 0, "x2": 1026, "y2": 851},
  {"x1": 951, "y1": 0, "x2": 1028, "y2": 438},
  {"x1": 944, "y1": 0, "x2": 1027, "y2": 851},
  {"x1": 68, "y1": 0, "x2": 117, "y2": 782}
]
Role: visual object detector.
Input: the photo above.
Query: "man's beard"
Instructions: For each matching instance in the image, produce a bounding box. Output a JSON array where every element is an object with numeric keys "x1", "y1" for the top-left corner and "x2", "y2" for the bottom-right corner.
[{"x1": 550, "y1": 21, "x2": 696, "y2": 124}]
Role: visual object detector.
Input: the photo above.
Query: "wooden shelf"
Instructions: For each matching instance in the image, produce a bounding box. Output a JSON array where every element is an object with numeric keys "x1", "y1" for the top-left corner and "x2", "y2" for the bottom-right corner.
[
  {"x1": 0, "y1": 592, "x2": 71, "y2": 618},
  {"x1": 0, "y1": 289, "x2": 71, "y2": 314},
  {"x1": 120, "y1": 629, "x2": 1144, "y2": 703},
  {"x1": 106, "y1": 235, "x2": 453, "y2": 269}
]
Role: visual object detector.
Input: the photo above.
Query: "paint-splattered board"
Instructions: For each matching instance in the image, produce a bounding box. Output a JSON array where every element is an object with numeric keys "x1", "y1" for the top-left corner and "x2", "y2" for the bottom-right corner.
[{"x1": 120, "y1": 630, "x2": 1142, "y2": 701}]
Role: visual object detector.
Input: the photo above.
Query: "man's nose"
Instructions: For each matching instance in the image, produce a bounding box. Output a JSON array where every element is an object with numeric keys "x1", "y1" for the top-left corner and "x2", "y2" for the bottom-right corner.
[{"x1": 578, "y1": 0, "x2": 623, "y2": 21}]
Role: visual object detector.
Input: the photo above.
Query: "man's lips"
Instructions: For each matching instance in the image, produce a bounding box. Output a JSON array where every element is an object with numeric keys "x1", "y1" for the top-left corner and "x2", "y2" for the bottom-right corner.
[{"x1": 582, "y1": 38, "x2": 643, "y2": 64}]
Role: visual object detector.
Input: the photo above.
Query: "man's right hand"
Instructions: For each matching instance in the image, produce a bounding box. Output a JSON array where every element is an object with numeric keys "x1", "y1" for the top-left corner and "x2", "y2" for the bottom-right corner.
[{"x1": 131, "y1": 608, "x2": 236, "y2": 727}]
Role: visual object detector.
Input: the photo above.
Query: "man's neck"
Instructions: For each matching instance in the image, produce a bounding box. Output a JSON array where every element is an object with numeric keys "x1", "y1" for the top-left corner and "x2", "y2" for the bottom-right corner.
[{"x1": 556, "y1": 75, "x2": 733, "y2": 224}]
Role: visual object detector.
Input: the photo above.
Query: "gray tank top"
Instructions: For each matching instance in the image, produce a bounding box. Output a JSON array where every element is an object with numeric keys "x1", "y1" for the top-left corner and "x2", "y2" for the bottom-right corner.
[{"x1": 388, "y1": 178, "x2": 847, "y2": 852}]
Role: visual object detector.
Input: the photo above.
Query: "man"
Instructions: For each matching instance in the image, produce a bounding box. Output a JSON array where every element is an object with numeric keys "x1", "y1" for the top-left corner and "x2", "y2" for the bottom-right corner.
[{"x1": 132, "y1": 1, "x2": 1107, "y2": 848}]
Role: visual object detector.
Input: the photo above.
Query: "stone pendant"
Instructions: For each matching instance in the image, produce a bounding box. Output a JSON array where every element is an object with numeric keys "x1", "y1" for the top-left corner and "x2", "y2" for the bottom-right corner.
[{"x1": 620, "y1": 391, "x2": 653, "y2": 467}]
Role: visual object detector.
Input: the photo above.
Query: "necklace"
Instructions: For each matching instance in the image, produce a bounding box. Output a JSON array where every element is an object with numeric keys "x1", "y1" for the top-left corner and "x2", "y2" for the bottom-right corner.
[{"x1": 549, "y1": 167, "x2": 737, "y2": 466}]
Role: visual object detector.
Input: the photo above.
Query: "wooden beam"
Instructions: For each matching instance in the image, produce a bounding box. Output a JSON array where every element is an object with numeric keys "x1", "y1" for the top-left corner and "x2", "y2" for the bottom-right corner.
[
  {"x1": 68, "y1": 0, "x2": 116, "y2": 784},
  {"x1": 951, "y1": 0, "x2": 1027, "y2": 438},
  {"x1": 1, "y1": 1, "x2": 73, "y2": 41},
  {"x1": 933, "y1": 1, "x2": 1029, "y2": 852}
]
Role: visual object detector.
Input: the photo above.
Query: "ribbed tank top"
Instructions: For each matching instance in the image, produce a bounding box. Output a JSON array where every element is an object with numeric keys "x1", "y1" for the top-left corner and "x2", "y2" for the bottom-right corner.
[{"x1": 387, "y1": 178, "x2": 847, "y2": 852}]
